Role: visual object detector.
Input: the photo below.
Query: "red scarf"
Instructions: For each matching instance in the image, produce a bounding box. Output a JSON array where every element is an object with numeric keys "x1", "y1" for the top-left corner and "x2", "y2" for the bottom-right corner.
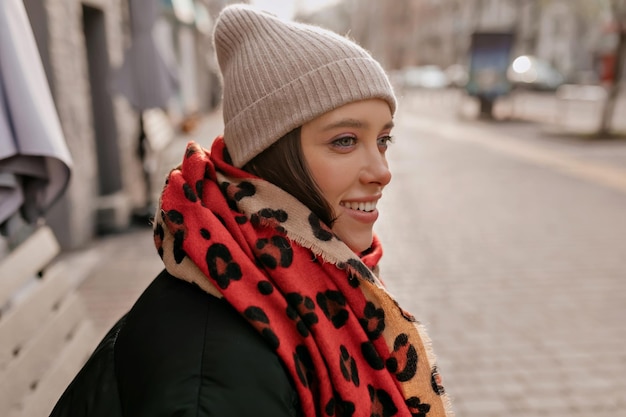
[{"x1": 154, "y1": 139, "x2": 453, "y2": 417}]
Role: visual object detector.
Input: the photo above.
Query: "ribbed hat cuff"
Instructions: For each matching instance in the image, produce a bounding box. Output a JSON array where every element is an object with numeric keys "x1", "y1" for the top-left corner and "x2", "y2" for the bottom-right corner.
[{"x1": 224, "y1": 57, "x2": 396, "y2": 167}]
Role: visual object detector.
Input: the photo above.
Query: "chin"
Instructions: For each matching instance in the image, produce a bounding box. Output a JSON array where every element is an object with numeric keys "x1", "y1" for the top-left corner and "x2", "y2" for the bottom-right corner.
[
  {"x1": 344, "y1": 236, "x2": 374, "y2": 254},
  {"x1": 333, "y1": 223, "x2": 374, "y2": 254}
]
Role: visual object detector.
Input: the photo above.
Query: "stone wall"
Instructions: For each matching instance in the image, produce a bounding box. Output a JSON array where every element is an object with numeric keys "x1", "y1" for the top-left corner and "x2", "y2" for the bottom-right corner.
[
  {"x1": 44, "y1": 0, "x2": 99, "y2": 247},
  {"x1": 40, "y1": 0, "x2": 141, "y2": 248}
]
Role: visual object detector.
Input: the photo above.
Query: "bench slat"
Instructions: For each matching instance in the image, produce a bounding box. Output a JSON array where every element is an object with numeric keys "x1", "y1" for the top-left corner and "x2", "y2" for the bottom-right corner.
[
  {"x1": 8, "y1": 320, "x2": 96, "y2": 417},
  {"x1": 0, "y1": 226, "x2": 60, "y2": 305},
  {"x1": 0, "y1": 293, "x2": 89, "y2": 414},
  {"x1": 0, "y1": 263, "x2": 74, "y2": 368}
]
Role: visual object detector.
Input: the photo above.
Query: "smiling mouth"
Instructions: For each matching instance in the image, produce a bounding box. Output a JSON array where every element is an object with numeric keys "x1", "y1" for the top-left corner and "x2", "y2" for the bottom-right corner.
[{"x1": 340, "y1": 201, "x2": 377, "y2": 212}]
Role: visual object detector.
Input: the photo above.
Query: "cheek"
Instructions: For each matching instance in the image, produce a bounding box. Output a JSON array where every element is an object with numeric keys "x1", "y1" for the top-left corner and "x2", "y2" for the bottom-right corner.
[
  {"x1": 310, "y1": 162, "x2": 351, "y2": 204},
  {"x1": 307, "y1": 157, "x2": 340, "y2": 196}
]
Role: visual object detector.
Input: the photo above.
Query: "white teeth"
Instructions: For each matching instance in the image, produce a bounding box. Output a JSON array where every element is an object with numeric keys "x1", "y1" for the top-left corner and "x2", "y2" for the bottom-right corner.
[{"x1": 341, "y1": 201, "x2": 376, "y2": 212}]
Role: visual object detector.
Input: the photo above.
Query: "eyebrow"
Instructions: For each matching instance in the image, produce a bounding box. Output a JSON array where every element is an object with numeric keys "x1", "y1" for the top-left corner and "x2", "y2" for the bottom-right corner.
[{"x1": 322, "y1": 118, "x2": 395, "y2": 131}]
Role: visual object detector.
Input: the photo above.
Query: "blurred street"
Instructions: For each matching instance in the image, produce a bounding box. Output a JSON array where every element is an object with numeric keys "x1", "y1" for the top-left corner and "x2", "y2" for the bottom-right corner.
[
  {"x1": 70, "y1": 89, "x2": 626, "y2": 417},
  {"x1": 378, "y1": 90, "x2": 626, "y2": 416}
]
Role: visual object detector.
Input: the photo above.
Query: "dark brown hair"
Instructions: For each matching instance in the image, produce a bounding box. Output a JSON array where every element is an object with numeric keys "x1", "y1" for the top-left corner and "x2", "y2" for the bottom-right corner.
[{"x1": 243, "y1": 127, "x2": 336, "y2": 226}]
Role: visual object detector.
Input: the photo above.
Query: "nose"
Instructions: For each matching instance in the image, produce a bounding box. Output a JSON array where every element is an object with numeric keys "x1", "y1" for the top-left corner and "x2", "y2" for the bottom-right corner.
[{"x1": 361, "y1": 146, "x2": 392, "y2": 187}]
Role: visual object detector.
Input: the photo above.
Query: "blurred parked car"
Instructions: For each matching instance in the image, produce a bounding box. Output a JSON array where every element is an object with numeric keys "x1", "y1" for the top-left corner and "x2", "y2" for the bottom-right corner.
[
  {"x1": 507, "y1": 55, "x2": 565, "y2": 91},
  {"x1": 401, "y1": 65, "x2": 449, "y2": 89},
  {"x1": 445, "y1": 64, "x2": 469, "y2": 88}
]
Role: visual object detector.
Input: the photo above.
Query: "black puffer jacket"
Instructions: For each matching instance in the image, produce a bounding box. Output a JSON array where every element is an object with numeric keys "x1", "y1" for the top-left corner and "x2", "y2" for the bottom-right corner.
[{"x1": 50, "y1": 270, "x2": 301, "y2": 417}]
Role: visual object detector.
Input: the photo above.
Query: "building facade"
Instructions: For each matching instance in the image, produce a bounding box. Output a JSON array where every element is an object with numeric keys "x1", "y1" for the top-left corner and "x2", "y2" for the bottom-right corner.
[
  {"x1": 21, "y1": 0, "x2": 226, "y2": 249},
  {"x1": 23, "y1": 0, "x2": 138, "y2": 249}
]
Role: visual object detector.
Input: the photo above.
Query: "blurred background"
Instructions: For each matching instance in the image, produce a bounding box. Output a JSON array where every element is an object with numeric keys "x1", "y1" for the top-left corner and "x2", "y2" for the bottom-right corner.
[
  {"x1": 0, "y1": 1, "x2": 625, "y2": 416},
  {"x1": 2, "y1": 0, "x2": 624, "y2": 250}
]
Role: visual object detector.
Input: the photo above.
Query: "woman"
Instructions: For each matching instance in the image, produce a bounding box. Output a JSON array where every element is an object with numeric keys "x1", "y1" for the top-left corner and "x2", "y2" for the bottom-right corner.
[{"x1": 50, "y1": 5, "x2": 452, "y2": 417}]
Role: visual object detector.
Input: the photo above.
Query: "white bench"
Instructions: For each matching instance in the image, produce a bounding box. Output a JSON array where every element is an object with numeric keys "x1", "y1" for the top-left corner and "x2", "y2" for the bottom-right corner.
[{"x1": 0, "y1": 226, "x2": 97, "y2": 417}]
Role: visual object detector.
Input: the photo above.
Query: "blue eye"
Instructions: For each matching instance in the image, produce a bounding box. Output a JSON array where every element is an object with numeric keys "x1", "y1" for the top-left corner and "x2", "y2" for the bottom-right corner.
[
  {"x1": 377, "y1": 135, "x2": 394, "y2": 150},
  {"x1": 332, "y1": 136, "x2": 357, "y2": 148}
]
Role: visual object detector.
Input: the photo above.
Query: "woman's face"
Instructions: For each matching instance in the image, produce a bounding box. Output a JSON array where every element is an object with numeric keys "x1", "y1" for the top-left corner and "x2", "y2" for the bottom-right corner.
[{"x1": 301, "y1": 99, "x2": 394, "y2": 253}]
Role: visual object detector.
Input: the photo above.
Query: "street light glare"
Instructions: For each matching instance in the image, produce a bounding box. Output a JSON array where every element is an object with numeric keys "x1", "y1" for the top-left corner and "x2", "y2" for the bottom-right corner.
[{"x1": 512, "y1": 55, "x2": 532, "y2": 74}]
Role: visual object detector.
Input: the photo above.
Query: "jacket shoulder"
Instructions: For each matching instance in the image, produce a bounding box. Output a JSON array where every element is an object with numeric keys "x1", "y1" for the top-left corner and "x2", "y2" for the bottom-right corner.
[
  {"x1": 115, "y1": 269, "x2": 300, "y2": 417},
  {"x1": 49, "y1": 315, "x2": 125, "y2": 417}
]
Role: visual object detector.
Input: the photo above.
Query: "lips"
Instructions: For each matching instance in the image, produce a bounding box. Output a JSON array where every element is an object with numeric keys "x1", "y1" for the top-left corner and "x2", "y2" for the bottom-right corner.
[{"x1": 338, "y1": 199, "x2": 380, "y2": 224}]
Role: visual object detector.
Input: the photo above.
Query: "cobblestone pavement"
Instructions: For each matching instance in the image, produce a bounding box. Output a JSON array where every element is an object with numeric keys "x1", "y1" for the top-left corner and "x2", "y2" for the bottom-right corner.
[
  {"x1": 74, "y1": 93, "x2": 626, "y2": 417},
  {"x1": 377, "y1": 92, "x2": 626, "y2": 416}
]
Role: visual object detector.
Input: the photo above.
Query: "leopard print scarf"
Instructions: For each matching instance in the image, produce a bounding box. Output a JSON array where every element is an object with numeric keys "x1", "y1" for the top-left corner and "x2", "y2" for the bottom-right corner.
[{"x1": 154, "y1": 139, "x2": 453, "y2": 417}]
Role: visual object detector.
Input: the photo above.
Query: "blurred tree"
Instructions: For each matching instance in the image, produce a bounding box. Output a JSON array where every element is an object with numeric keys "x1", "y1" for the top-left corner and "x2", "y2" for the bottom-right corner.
[
  {"x1": 539, "y1": 0, "x2": 624, "y2": 135},
  {"x1": 514, "y1": 0, "x2": 540, "y2": 55},
  {"x1": 598, "y1": 0, "x2": 626, "y2": 136}
]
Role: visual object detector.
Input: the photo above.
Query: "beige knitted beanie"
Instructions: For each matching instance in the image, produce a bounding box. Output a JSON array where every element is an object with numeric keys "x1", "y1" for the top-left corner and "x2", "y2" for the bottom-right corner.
[{"x1": 213, "y1": 4, "x2": 397, "y2": 167}]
